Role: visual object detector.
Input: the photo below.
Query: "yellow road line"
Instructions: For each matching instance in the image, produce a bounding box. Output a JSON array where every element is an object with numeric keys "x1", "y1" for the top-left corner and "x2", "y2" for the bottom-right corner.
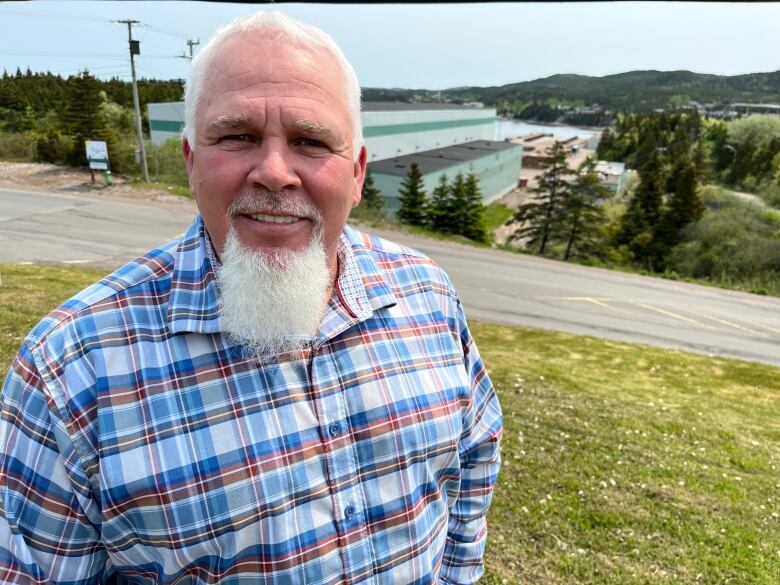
[
  {"x1": 697, "y1": 314, "x2": 770, "y2": 338},
  {"x1": 551, "y1": 296, "x2": 631, "y2": 314},
  {"x1": 628, "y1": 300, "x2": 709, "y2": 327}
]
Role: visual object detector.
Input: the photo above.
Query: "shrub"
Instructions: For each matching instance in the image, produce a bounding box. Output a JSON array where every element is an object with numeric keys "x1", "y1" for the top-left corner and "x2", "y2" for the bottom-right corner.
[
  {"x1": 668, "y1": 206, "x2": 780, "y2": 291},
  {"x1": 149, "y1": 138, "x2": 188, "y2": 187},
  {"x1": 0, "y1": 132, "x2": 36, "y2": 162},
  {"x1": 35, "y1": 130, "x2": 73, "y2": 165},
  {"x1": 698, "y1": 185, "x2": 742, "y2": 211}
]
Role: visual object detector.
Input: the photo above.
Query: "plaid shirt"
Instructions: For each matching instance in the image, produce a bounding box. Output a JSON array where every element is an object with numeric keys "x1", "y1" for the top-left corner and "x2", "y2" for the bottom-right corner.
[{"x1": 0, "y1": 216, "x2": 502, "y2": 585}]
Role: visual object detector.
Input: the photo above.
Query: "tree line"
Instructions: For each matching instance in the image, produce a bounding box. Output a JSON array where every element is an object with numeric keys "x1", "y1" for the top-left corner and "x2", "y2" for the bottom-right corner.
[
  {"x1": 0, "y1": 68, "x2": 183, "y2": 175},
  {"x1": 365, "y1": 70, "x2": 780, "y2": 115},
  {"x1": 392, "y1": 164, "x2": 489, "y2": 243}
]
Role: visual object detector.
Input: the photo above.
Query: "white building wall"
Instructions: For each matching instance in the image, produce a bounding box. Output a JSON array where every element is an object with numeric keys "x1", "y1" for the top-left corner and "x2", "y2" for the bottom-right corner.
[
  {"x1": 363, "y1": 109, "x2": 496, "y2": 162},
  {"x1": 148, "y1": 102, "x2": 186, "y2": 145}
]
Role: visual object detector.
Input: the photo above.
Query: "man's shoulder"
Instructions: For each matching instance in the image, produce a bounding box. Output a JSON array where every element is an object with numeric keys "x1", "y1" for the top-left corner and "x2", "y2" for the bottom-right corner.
[
  {"x1": 345, "y1": 225, "x2": 429, "y2": 261},
  {"x1": 26, "y1": 240, "x2": 180, "y2": 348},
  {"x1": 343, "y1": 225, "x2": 456, "y2": 298}
]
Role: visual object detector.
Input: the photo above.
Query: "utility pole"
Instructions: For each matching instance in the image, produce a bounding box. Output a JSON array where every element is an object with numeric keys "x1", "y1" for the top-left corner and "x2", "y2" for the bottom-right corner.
[
  {"x1": 178, "y1": 38, "x2": 199, "y2": 61},
  {"x1": 115, "y1": 19, "x2": 149, "y2": 182},
  {"x1": 187, "y1": 38, "x2": 199, "y2": 60}
]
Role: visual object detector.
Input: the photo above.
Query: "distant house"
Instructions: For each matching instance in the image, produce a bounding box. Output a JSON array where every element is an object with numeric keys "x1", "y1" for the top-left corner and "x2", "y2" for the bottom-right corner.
[
  {"x1": 509, "y1": 134, "x2": 590, "y2": 169},
  {"x1": 594, "y1": 161, "x2": 627, "y2": 192}
]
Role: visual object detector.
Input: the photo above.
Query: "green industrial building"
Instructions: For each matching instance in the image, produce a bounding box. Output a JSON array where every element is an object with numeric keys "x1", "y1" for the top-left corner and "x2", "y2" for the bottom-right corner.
[{"x1": 369, "y1": 140, "x2": 523, "y2": 214}]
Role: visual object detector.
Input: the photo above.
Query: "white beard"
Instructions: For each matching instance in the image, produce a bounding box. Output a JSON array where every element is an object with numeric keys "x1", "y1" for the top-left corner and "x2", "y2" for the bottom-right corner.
[{"x1": 215, "y1": 226, "x2": 332, "y2": 358}]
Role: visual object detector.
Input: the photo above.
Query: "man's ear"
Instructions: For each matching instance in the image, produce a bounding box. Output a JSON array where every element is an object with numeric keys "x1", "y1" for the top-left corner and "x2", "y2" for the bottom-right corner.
[
  {"x1": 182, "y1": 137, "x2": 194, "y2": 172},
  {"x1": 352, "y1": 144, "x2": 368, "y2": 208},
  {"x1": 182, "y1": 137, "x2": 197, "y2": 198}
]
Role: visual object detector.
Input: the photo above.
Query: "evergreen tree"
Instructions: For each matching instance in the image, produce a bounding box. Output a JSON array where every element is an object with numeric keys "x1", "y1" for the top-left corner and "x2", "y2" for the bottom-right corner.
[
  {"x1": 428, "y1": 173, "x2": 455, "y2": 232},
  {"x1": 510, "y1": 141, "x2": 574, "y2": 255},
  {"x1": 360, "y1": 168, "x2": 384, "y2": 213},
  {"x1": 462, "y1": 172, "x2": 488, "y2": 242},
  {"x1": 62, "y1": 70, "x2": 111, "y2": 166},
  {"x1": 655, "y1": 156, "x2": 704, "y2": 254},
  {"x1": 448, "y1": 172, "x2": 471, "y2": 235},
  {"x1": 561, "y1": 158, "x2": 609, "y2": 261},
  {"x1": 350, "y1": 168, "x2": 385, "y2": 222},
  {"x1": 596, "y1": 127, "x2": 615, "y2": 160},
  {"x1": 615, "y1": 140, "x2": 666, "y2": 266},
  {"x1": 396, "y1": 162, "x2": 428, "y2": 227}
]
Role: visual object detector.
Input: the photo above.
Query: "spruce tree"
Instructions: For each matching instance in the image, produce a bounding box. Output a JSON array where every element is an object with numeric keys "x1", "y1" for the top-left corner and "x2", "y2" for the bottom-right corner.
[
  {"x1": 360, "y1": 168, "x2": 384, "y2": 212},
  {"x1": 428, "y1": 173, "x2": 454, "y2": 232},
  {"x1": 396, "y1": 162, "x2": 428, "y2": 227},
  {"x1": 561, "y1": 158, "x2": 608, "y2": 261},
  {"x1": 63, "y1": 70, "x2": 111, "y2": 166},
  {"x1": 462, "y1": 172, "x2": 488, "y2": 242},
  {"x1": 510, "y1": 141, "x2": 574, "y2": 255},
  {"x1": 448, "y1": 172, "x2": 471, "y2": 235},
  {"x1": 615, "y1": 140, "x2": 666, "y2": 266},
  {"x1": 350, "y1": 168, "x2": 385, "y2": 222},
  {"x1": 655, "y1": 156, "x2": 704, "y2": 255}
]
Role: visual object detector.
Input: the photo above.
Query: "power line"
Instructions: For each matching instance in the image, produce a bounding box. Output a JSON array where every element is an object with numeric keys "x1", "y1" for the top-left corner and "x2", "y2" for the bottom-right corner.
[
  {"x1": 142, "y1": 23, "x2": 191, "y2": 41},
  {"x1": 1, "y1": 50, "x2": 128, "y2": 59},
  {"x1": 0, "y1": 50, "x2": 183, "y2": 60},
  {"x1": 178, "y1": 38, "x2": 200, "y2": 61},
  {"x1": 0, "y1": 8, "x2": 110, "y2": 24}
]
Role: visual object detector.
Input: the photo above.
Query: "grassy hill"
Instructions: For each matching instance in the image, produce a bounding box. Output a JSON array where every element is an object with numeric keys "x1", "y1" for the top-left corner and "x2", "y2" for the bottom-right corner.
[
  {"x1": 2, "y1": 263, "x2": 779, "y2": 584},
  {"x1": 363, "y1": 69, "x2": 780, "y2": 113}
]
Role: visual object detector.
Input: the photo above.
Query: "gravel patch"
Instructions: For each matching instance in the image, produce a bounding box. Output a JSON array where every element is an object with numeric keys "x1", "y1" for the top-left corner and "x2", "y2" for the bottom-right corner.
[{"x1": 0, "y1": 162, "x2": 195, "y2": 209}]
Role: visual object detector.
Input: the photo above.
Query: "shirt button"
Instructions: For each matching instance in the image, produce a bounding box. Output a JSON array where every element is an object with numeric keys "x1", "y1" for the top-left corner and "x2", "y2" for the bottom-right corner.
[
  {"x1": 344, "y1": 505, "x2": 355, "y2": 520},
  {"x1": 328, "y1": 422, "x2": 342, "y2": 437}
]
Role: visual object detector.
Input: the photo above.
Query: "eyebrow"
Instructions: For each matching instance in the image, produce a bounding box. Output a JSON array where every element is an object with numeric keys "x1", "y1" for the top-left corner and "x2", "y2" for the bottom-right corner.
[
  {"x1": 205, "y1": 114, "x2": 251, "y2": 133},
  {"x1": 293, "y1": 118, "x2": 344, "y2": 146}
]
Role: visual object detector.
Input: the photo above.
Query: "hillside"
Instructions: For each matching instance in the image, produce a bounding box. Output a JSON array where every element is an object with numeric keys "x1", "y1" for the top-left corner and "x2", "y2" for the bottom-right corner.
[{"x1": 363, "y1": 69, "x2": 780, "y2": 113}]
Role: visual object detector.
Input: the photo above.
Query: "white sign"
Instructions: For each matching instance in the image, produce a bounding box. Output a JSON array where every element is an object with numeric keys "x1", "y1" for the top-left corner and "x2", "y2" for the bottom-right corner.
[{"x1": 85, "y1": 140, "x2": 109, "y2": 170}]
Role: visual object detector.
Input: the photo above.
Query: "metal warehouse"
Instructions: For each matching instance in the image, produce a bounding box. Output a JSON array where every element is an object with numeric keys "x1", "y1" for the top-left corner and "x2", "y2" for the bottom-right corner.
[{"x1": 369, "y1": 140, "x2": 523, "y2": 214}]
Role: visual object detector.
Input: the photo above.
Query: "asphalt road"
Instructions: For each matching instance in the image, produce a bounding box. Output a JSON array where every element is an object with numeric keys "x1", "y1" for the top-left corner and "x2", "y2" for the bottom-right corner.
[{"x1": 3, "y1": 186, "x2": 779, "y2": 367}]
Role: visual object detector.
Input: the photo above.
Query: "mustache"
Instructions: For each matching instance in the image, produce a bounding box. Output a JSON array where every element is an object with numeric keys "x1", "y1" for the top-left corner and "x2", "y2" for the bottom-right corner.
[{"x1": 227, "y1": 191, "x2": 322, "y2": 222}]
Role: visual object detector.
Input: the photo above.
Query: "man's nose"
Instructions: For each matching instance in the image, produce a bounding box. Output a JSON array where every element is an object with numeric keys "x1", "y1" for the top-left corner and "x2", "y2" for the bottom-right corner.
[{"x1": 247, "y1": 140, "x2": 301, "y2": 192}]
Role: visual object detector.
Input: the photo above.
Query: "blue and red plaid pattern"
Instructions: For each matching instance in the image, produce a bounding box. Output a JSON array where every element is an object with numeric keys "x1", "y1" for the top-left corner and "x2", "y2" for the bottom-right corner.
[{"x1": 0, "y1": 216, "x2": 502, "y2": 584}]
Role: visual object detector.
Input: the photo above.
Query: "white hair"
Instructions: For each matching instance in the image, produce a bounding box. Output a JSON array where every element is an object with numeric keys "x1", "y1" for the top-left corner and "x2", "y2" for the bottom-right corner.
[
  {"x1": 183, "y1": 10, "x2": 363, "y2": 161},
  {"x1": 216, "y1": 225, "x2": 331, "y2": 357}
]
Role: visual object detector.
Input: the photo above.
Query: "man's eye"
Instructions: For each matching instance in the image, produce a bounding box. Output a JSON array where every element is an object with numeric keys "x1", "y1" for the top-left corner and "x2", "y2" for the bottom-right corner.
[
  {"x1": 220, "y1": 134, "x2": 252, "y2": 142},
  {"x1": 297, "y1": 138, "x2": 327, "y2": 149}
]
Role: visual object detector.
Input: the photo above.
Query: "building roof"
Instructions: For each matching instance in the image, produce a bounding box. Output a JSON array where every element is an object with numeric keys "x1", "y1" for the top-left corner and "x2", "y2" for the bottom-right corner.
[
  {"x1": 731, "y1": 103, "x2": 780, "y2": 110},
  {"x1": 595, "y1": 161, "x2": 626, "y2": 176},
  {"x1": 362, "y1": 101, "x2": 486, "y2": 112},
  {"x1": 369, "y1": 140, "x2": 520, "y2": 176}
]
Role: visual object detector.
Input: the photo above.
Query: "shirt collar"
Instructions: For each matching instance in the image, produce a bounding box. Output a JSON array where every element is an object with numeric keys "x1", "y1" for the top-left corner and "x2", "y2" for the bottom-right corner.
[
  {"x1": 167, "y1": 216, "x2": 397, "y2": 336},
  {"x1": 167, "y1": 215, "x2": 222, "y2": 335}
]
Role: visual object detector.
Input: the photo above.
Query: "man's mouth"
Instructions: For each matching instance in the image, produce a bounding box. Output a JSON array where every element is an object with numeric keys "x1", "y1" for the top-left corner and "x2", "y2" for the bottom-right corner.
[{"x1": 248, "y1": 213, "x2": 302, "y2": 224}]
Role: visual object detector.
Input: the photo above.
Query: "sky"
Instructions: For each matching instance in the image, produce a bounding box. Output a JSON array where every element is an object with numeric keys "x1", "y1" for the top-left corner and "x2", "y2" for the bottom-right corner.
[{"x1": 2, "y1": 2, "x2": 780, "y2": 90}]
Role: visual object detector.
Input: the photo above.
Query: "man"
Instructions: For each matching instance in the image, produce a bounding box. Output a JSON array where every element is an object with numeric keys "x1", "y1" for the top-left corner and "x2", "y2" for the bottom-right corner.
[{"x1": 0, "y1": 11, "x2": 501, "y2": 585}]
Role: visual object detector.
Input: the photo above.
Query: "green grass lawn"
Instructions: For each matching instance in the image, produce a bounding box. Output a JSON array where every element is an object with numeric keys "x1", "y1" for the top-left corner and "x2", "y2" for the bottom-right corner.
[
  {"x1": 2, "y1": 264, "x2": 779, "y2": 584},
  {"x1": 482, "y1": 202, "x2": 514, "y2": 233}
]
